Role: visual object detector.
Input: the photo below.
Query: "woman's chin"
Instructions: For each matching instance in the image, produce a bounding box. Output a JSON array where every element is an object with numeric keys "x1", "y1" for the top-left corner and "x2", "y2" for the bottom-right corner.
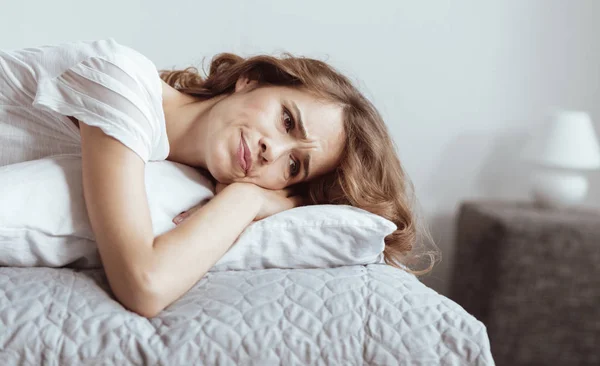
[{"x1": 229, "y1": 177, "x2": 245, "y2": 184}]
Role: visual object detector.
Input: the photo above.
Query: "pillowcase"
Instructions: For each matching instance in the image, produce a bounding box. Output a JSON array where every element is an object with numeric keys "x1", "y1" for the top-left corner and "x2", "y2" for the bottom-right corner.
[{"x1": 0, "y1": 155, "x2": 395, "y2": 270}]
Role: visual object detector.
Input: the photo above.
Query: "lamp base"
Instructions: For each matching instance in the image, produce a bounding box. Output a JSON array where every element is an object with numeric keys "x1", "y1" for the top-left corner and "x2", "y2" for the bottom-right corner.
[{"x1": 530, "y1": 170, "x2": 588, "y2": 209}]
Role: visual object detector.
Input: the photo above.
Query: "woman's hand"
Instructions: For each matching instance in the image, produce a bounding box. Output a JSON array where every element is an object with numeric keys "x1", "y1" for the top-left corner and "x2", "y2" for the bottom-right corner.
[
  {"x1": 172, "y1": 183, "x2": 224, "y2": 225},
  {"x1": 250, "y1": 183, "x2": 307, "y2": 221},
  {"x1": 217, "y1": 182, "x2": 307, "y2": 221},
  {"x1": 173, "y1": 182, "x2": 307, "y2": 225}
]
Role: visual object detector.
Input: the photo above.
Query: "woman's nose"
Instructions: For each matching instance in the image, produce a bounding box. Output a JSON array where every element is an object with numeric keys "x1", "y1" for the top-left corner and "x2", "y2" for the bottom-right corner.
[
  {"x1": 260, "y1": 138, "x2": 289, "y2": 164},
  {"x1": 260, "y1": 141, "x2": 274, "y2": 163}
]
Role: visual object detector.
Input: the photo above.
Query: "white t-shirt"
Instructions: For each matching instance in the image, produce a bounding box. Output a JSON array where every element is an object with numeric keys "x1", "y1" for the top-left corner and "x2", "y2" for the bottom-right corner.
[{"x1": 0, "y1": 38, "x2": 169, "y2": 166}]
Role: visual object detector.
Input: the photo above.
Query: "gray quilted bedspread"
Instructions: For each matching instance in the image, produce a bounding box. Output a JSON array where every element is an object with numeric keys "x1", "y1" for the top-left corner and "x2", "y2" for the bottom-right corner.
[{"x1": 0, "y1": 264, "x2": 494, "y2": 365}]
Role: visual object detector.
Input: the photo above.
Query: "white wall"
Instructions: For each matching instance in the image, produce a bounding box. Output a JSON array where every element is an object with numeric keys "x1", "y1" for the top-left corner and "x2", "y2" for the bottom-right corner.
[{"x1": 3, "y1": 0, "x2": 599, "y2": 295}]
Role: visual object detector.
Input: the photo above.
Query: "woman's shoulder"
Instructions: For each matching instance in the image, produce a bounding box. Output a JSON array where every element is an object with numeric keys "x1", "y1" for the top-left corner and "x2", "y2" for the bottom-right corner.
[
  {"x1": 47, "y1": 37, "x2": 159, "y2": 82},
  {"x1": 107, "y1": 38, "x2": 158, "y2": 71},
  {"x1": 3, "y1": 38, "x2": 158, "y2": 87},
  {"x1": 30, "y1": 38, "x2": 171, "y2": 162}
]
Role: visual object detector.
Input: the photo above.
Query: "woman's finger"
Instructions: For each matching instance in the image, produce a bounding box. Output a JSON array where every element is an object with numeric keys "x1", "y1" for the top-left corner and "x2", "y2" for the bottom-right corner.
[
  {"x1": 172, "y1": 206, "x2": 196, "y2": 225},
  {"x1": 173, "y1": 211, "x2": 187, "y2": 225}
]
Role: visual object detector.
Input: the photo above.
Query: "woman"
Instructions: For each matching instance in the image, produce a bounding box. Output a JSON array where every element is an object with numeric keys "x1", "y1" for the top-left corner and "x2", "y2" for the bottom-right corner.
[{"x1": 0, "y1": 38, "x2": 440, "y2": 317}]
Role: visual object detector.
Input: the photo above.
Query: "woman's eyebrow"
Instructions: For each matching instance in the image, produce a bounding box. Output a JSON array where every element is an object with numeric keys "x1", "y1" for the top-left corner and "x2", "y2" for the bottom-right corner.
[
  {"x1": 291, "y1": 101, "x2": 309, "y2": 141},
  {"x1": 291, "y1": 100, "x2": 311, "y2": 180}
]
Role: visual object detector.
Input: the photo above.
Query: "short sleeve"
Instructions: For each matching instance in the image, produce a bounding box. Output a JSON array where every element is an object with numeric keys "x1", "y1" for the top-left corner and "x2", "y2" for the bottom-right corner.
[{"x1": 31, "y1": 40, "x2": 169, "y2": 163}]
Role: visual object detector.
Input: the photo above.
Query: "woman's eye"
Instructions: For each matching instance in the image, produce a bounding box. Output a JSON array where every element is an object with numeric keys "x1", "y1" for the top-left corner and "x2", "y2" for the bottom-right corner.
[
  {"x1": 289, "y1": 157, "x2": 300, "y2": 177},
  {"x1": 283, "y1": 106, "x2": 298, "y2": 177},
  {"x1": 283, "y1": 107, "x2": 294, "y2": 133}
]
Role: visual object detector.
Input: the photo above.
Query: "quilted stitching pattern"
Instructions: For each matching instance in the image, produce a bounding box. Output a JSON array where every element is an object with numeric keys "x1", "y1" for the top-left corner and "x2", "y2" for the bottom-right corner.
[{"x1": 0, "y1": 265, "x2": 494, "y2": 365}]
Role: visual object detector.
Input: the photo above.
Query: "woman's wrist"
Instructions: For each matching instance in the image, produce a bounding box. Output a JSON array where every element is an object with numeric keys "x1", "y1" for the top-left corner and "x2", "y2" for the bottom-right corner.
[{"x1": 225, "y1": 182, "x2": 263, "y2": 218}]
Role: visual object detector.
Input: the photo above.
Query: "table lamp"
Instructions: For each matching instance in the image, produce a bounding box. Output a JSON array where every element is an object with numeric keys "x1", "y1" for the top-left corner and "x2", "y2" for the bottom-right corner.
[{"x1": 522, "y1": 110, "x2": 600, "y2": 208}]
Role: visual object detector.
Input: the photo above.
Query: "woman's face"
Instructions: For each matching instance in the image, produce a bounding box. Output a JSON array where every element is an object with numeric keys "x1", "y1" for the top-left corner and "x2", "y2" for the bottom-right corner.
[{"x1": 202, "y1": 77, "x2": 345, "y2": 190}]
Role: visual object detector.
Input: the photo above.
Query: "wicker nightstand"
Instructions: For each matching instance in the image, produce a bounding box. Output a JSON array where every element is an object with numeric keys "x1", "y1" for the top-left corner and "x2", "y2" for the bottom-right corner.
[{"x1": 449, "y1": 201, "x2": 600, "y2": 366}]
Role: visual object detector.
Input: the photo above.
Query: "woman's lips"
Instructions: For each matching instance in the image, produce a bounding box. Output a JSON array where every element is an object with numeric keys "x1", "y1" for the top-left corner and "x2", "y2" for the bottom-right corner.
[
  {"x1": 238, "y1": 133, "x2": 247, "y2": 174},
  {"x1": 242, "y1": 134, "x2": 252, "y2": 173}
]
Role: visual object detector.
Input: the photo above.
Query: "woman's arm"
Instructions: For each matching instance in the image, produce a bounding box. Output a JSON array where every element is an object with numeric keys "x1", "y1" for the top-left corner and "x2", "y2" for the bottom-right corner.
[
  {"x1": 79, "y1": 121, "x2": 261, "y2": 317},
  {"x1": 80, "y1": 120, "x2": 303, "y2": 317},
  {"x1": 154, "y1": 183, "x2": 307, "y2": 316},
  {"x1": 147, "y1": 182, "x2": 260, "y2": 315},
  {"x1": 79, "y1": 122, "x2": 158, "y2": 317}
]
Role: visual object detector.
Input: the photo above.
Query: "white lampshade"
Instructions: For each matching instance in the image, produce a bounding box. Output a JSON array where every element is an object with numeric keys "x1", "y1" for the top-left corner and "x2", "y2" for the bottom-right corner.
[{"x1": 522, "y1": 110, "x2": 600, "y2": 170}]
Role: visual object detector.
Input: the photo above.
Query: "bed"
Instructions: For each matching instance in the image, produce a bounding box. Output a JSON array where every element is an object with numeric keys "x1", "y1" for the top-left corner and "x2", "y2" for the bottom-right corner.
[
  {"x1": 0, "y1": 156, "x2": 493, "y2": 365},
  {"x1": 0, "y1": 263, "x2": 493, "y2": 365}
]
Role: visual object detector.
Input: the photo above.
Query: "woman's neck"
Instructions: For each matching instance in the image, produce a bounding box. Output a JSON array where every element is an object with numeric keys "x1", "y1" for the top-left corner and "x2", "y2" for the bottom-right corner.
[{"x1": 162, "y1": 82, "x2": 226, "y2": 168}]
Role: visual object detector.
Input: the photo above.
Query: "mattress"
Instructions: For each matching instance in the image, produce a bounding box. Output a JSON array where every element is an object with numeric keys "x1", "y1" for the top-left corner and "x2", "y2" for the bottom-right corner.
[{"x1": 0, "y1": 264, "x2": 494, "y2": 365}]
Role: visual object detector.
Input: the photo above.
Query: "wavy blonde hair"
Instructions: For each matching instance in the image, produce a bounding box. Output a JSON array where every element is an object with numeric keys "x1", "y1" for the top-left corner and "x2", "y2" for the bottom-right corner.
[{"x1": 158, "y1": 53, "x2": 441, "y2": 276}]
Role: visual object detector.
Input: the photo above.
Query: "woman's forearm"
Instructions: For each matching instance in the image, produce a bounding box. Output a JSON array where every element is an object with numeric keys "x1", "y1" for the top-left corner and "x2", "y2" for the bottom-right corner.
[{"x1": 146, "y1": 182, "x2": 260, "y2": 314}]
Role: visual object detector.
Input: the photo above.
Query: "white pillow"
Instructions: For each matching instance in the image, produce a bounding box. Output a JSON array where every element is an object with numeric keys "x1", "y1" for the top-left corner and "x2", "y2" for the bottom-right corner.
[{"x1": 0, "y1": 155, "x2": 395, "y2": 270}]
